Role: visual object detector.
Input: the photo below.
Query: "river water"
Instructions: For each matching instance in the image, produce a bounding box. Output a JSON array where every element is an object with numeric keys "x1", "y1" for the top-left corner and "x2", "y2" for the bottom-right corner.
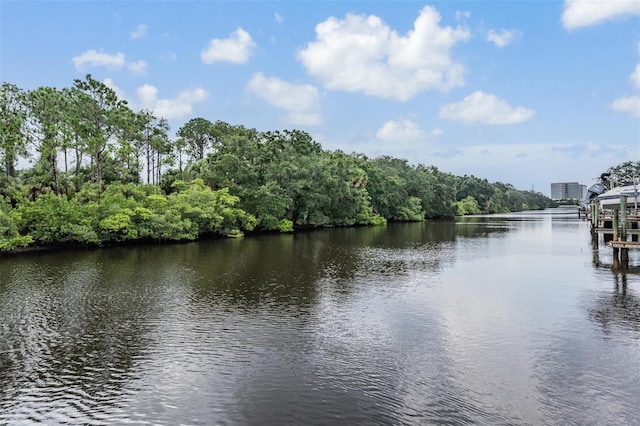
[{"x1": 1, "y1": 208, "x2": 639, "y2": 425}]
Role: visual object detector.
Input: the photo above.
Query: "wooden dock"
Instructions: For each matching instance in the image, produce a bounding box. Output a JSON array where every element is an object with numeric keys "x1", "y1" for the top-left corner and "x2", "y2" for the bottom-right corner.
[
  {"x1": 609, "y1": 240, "x2": 640, "y2": 249},
  {"x1": 588, "y1": 196, "x2": 640, "y2": 270}
]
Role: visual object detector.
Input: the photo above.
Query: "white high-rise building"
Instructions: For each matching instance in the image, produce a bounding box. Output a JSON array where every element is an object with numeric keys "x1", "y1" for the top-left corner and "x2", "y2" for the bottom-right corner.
[{"x1": 550, "y1": 182, "x2": 587, "y2": 201}]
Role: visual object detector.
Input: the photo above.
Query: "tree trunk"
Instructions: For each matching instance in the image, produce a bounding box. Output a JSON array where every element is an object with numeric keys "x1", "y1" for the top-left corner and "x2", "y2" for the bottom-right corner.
[
  {"x1": 156, "y1": 151, "x2": 161, "y2": 185},
  {"x1": 5, "y1": 146, "x2": 15, "y2": 178},
  {"x1": 75, "y1": 145, "x2": 82, "y2": 191},
  {"x1": 146, "y1": 143, "x2": 151, "y2": 184},
  {"x1": 50, "y1": 152, "x2": 59, "y2": 193}
]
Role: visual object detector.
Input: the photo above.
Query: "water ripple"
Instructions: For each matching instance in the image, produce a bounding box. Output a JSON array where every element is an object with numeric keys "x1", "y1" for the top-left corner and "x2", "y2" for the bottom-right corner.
[{"x1": 2, "y1": 218, "x2": 640, "y2": 424}]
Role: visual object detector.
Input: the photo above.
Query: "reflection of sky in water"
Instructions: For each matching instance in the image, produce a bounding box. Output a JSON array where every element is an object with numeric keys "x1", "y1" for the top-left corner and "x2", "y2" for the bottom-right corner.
[{"x1": 1, "y1": 208, "x2": 639, "y2": 424}]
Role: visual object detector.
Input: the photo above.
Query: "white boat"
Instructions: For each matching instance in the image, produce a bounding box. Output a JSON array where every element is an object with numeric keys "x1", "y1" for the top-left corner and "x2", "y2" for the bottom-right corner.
[{"x1": 598, "y1": 184, "x2": 640, "y2": 210}]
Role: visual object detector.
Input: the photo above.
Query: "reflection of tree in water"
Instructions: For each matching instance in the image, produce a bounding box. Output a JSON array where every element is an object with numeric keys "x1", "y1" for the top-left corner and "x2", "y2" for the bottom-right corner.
[
  {"x1": 226, "y1": 220, "x2": 519, "y2": 426},
  {"x1": 455, "y1": 217, "x2": 510, "y2": 239},
  {"x1": 174, "y1": 220, "x2": 514, "y2": 314},
  {"x1": 588, "y1": 273, "x2": 640, "y2": 335},
  {"x1": 186, "y1": 221, "x2": 463, "y2": 310}
]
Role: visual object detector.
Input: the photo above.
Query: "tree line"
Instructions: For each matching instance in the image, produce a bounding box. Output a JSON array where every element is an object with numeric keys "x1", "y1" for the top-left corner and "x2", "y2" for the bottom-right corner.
[
  {"x1": 604, "y1": 161, "x2": 640, "y2": 186},
  {"x1": 0, "y1": 76, "x2": 556, "y2": 252}
]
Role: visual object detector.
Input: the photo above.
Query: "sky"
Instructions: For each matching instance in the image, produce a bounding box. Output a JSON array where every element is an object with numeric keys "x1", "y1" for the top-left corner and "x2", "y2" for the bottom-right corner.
[{"x1": 1, "y1": 0, "x2": 639, "y2": 195}]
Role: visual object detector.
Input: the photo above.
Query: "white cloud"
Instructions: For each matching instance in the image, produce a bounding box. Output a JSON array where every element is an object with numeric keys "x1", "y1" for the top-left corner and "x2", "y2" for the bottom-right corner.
[
  {"x1": 562, "y1": 0, "x2": 640, "y2": 30},
  {"x1": 297, "y1": 5, "x2": 470, "y2": 101},
  {"x1": 201, "y1": 28, "x2": 256, "y2": 64},
  {"x1": 247, "y1": 72, "x2": 322, "y2": 126},
  {"x1": 130, "y1": 24, "x2": 148, "y2": 39},
  {"x1": 430, "y1": 128, "x2": 444, "y2": 138},
  {"x1": 101, "y1": 79, "x2": 208, "y2": 119},
  {"x1": 631, "y1": 64, "x2": 640, "y2": 89},
  {"x1": 72, "y1": 49, "x2": 147, "y2": 74},
  {"x1": 487, "y1": 29, "x2": 520, "y2": 48},
  {"x1": 376, "y1": 119, "x2": 427, "y2": 142},
  {"x1": 163, "y1": 51, "x2": 178, "y2": 61},
  {"x1": 610, "y1": 65, "x2": 640, "y2": 117},
  {"x1": 610, "y1": 96, "x2": 640, "y2": 117},
  {"x1": 275, "y1": 12, "x2": 284, "y2": 23},
  {"x1": 439, "y1": 91, "x2": 535, "y2": 125},
  {"x1": 128, "y1": 59, "x2": 147, "y2": 75},
  {"x1": 136, "y1": 84, "x2": 208, "y2": 120},
  {"x1": 72, "y1": 50, "x2": 125, "y2": 71},
  {"x1": 456, "y1": 11, "x2": 471, "y2": 21}
]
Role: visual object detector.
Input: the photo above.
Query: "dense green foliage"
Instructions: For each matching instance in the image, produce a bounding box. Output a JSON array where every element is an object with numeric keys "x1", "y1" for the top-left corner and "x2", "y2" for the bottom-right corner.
[
  {"x1": 605, "y1": 161, "x2": 640, "y2": 185},
  {"x1": 0, "y1": 77, "x2": 557, "y2": 253}
]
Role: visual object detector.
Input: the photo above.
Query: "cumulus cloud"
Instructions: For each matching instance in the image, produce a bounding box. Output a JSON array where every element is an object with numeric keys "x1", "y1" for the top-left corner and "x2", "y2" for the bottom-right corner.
[
  {"x1": 136, "y1": 84, "x2": 208, "y2": 120},
  {"x1": 487, "y1": 29, "x2": 521, "y2": 48},
  {"x1": 72, "y1": 50, "x2": 125, "y2": 70},
  {"x1": 610, "y1": 65, "x2": 640, "y2": 117},
  {"x1": 376, "y1": 119, "x2": 427, "y2": 142},
  {"x1": 439, "y1": 91, "x2": 535, "y2": 125},
  {"x1": 631, "y1": 64, "x2": 640, "y2": 89},
  {"x1": 72, "y1": 49, "x2": 147, "y2": 74},
  {"x1": 610, "y1": 96, "x2": 640, "y2": 117},
  {"x1": 201, "y1": 28, "x2": 256, "y2": 64},
  {"x1": 247, "y1": 72, "x2": 322, "y2": 126},
  {"x1": 562, "y1": 0, "x2": 640, "y2": 30},
  {"x1": 130, "y1": 24, "x2": 148, "y2": 39},
  {"x1": 275, "y1": 12, "x2": 284, "y2": 23},
  {"x1": 127, "y1": 59, "x2": 147, "y2": 75},
  {"x1": 297, "y1": 5, "x2": 470, "y2": 101}
]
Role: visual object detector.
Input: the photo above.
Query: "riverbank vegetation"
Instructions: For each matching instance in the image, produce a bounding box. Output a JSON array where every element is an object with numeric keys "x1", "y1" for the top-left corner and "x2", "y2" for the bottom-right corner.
[{"x1": 0, "y1": 76, "x2": 556, "y2": 252}]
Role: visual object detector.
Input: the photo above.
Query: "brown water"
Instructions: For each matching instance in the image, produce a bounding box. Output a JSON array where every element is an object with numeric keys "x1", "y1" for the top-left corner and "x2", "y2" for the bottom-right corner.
[{"x1": 1, "y1": 208, "x2": 639, "y2": 425}]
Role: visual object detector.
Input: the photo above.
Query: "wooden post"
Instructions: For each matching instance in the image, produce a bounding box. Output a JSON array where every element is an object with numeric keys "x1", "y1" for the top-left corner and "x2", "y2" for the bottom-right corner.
[
  {"x1": 620, "y1": 197, "x2": 628, "y2": 268},
  {"x1": 590, "y1": 202, "x2": 598, "y2": 231},
  {"x1": 589, "y1": 203, "x2": 598, "y2": 243},
  {"x1": 620, "y1": 196, "x2": 627, "y2": 241},
  {"x1": 621, "y1": 246, "x2": 629, "y2": 269},
  {"x1": 610, "y1": 209, "x2": 625, "y2": 270}
]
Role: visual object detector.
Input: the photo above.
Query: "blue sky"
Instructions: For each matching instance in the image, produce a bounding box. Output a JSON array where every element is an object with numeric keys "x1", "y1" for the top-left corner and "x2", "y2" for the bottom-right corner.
[{"x1": 2, "y1": 0, "x2": 639, "y2": 195}]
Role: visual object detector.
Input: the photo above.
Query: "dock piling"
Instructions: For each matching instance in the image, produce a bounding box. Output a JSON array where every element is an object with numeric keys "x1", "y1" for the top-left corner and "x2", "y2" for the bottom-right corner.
[
  {"x1": 620, "y1": 196, "x2": 627, "y2": 240},
  {"x1": 589, "y1": 196, "x2": 639, "y2": 270}
]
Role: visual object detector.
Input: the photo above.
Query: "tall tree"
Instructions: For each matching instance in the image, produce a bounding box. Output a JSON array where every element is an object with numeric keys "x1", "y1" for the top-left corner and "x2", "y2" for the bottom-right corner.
[
  {"x1": 27, "y1": 86, "x2": 70, "y2": 192},
  {"x1": 177, "y1": 117, "x2": 214, "y2": 162},
  {"x1": 173, "y1": 137, "x2": 187, "y2": 174},
  {"x1": 72, "y1": 74, "x2": 131, "y2": 191},
  {"x1": 152, "y1": 130, "x2": 172, "y2": 185},
  {"x1": 64, "y1": 87, "x2": 90, "y2": 191},
  {"x1": 0, "y1": 83, "x2": 29, "y2": 181},
  {"x1": 133, "y1": 110, "x2": 170, "y2": 184}
]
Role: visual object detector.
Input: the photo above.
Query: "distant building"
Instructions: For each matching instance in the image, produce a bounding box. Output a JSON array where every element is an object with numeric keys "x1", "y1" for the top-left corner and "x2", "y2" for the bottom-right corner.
[{"x1": 550, "y1": 182, "x2": 587, "y2": 201}]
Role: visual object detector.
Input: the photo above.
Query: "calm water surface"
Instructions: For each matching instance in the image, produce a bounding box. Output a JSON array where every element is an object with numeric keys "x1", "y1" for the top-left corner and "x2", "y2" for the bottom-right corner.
[{"x1": 1, "y1": 208, "x2": 639, "y2": 425}]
